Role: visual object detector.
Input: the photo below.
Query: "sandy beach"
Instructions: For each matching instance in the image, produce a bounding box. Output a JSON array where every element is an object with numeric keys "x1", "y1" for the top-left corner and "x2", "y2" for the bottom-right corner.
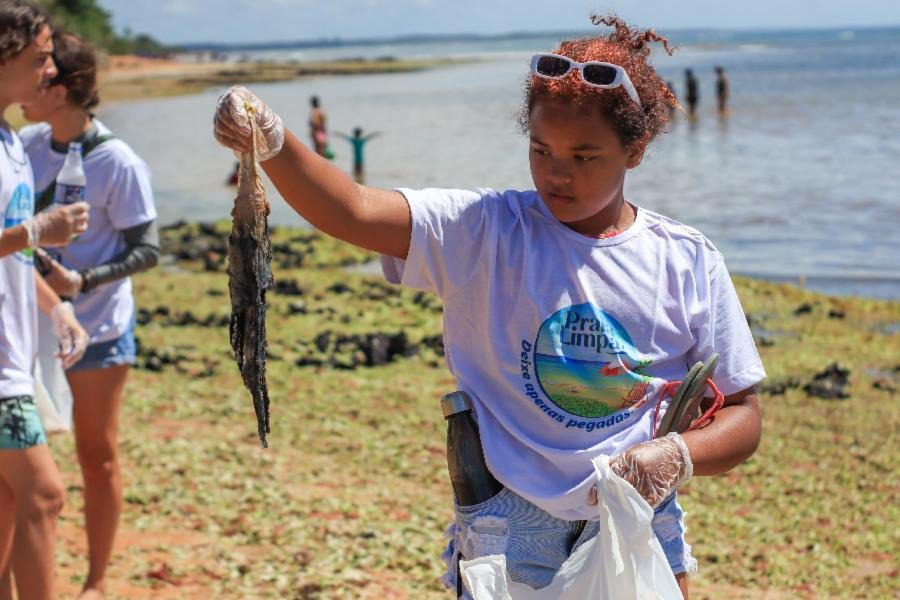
[{"x1": 98, "y1": 53, "x2": 463, "y2": 103}]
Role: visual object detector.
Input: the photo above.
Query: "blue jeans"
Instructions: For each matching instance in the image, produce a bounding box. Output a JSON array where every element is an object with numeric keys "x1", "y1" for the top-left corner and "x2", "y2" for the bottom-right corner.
[
  {"x1": 443, "y1": 487, "x2": 695, "y2": 595},
  {"x1": 68, "y1": 318, "x2": 136, "y2": 373}
]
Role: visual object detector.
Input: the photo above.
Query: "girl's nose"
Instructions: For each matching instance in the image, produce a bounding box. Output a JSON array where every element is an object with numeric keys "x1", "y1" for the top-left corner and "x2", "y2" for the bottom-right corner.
[{"x1": 547, "y1": 160, "x2": 573, "y2": 184}]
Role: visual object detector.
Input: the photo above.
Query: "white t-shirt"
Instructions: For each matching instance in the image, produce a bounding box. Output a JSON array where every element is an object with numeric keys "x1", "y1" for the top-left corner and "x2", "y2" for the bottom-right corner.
[
  {"x1": 0, "y1": 126, "x2": 37, "y2": 398},
  {"x1": 20, "y1": 120, "x2": 156, "y2": 343},
  {"x1": 382, "y1": 188, "x2": 766, "y2": 521}
]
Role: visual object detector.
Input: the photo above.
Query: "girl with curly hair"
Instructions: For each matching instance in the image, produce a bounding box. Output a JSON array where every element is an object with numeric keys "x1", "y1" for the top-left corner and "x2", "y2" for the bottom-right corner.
[{"x1": 213, "y1": 15, "x2": 765, "y2": 598}]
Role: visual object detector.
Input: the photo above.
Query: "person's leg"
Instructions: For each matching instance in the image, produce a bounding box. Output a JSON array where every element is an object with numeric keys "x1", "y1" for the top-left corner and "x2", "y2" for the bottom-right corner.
[
  {"x1": 676, "y1": 572, "x2": 688, "y2": 598},
  {"x1": 0, "y1": 446, "x2": 65, "y2": 600},
  {"x1": 0, "y1": 567, "x2": 11, "y2": 600},
  {"x1": 68, "y1": 364, "x2": 130, "y2": 598},
  {"x1": 0, "y1": 476, "x2": 14, "y2": 597}
]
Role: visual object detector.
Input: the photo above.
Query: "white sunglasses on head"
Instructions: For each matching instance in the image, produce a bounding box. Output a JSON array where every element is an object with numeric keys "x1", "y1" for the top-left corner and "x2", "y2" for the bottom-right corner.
[{"x1": 530, "y1": 53, "x2": 642, "y2": 107}]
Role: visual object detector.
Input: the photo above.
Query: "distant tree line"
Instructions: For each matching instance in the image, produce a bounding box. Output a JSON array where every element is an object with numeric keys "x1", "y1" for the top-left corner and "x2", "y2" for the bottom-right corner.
[{"x1": 35, "y1": 0, "x2": 171, "y2": 56}]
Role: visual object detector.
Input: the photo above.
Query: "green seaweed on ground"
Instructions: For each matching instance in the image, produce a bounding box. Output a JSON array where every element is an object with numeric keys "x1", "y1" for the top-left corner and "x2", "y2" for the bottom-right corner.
[{"x1": 49, "y1": 226, "x2": 899, "y2": 598}]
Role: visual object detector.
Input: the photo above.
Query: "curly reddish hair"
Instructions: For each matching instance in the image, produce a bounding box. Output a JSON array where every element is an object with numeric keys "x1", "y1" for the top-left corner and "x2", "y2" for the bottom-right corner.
[{"x1": 519, "y1": 14, "x2": 678, "y2": 150}]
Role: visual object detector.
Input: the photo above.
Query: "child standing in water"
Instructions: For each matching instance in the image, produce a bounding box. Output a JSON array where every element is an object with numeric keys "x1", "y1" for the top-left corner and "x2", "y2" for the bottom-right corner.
[
  {"x1": 214, "y1": 15, "x2": 764, "y2": 598},
  {"x1": 335, "y1": 127, "x2": 380, "y2": 183}
]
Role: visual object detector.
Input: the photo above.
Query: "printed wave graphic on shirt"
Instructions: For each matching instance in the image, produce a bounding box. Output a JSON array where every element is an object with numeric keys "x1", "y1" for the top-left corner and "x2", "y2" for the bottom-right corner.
[
  {"x1": 3, "y1": 183, "x2": 34, "y2": 264},
  {"x1": 533, "y1": 303, "x2": 653, "y2": 418}
]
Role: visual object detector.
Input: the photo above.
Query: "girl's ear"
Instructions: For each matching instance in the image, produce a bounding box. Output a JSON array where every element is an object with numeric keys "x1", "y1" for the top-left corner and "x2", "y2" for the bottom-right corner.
[{"x1": 625, "y1": 142, "x2": 646, "y2": 169}]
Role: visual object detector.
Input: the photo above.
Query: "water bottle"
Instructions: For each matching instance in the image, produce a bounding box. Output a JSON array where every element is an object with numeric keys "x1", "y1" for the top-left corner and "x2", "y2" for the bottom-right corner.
[
  {"x1": 54, "y1": 141, "x2": 86, "y2": 207},
  {"x1": 441, "y1": 391, "x2": 503, "y2": 506}
]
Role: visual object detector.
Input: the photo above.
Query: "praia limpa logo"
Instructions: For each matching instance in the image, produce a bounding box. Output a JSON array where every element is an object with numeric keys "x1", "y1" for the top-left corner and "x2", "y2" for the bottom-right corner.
[
  {"x1": 3, "y1": 183, "x2": 35, "y2": 264},
  {"x1": 533, "y1": 303, "x2": 652, "y2": 418}
]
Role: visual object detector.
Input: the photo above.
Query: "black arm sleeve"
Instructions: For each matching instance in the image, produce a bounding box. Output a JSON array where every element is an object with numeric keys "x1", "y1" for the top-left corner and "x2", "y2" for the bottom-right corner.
[{"x1": 80, "y1": 220, "x2": 160, "y2": 293}]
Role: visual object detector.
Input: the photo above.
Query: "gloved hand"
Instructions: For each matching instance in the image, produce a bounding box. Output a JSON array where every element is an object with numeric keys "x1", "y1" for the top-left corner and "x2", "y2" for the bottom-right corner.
[
  {"x1": 22, "y1": 201, "x2": 89, "y2": 248},
  {"x1": 50, "y1": 301, "x2": 89, "y2": 369},
  {"x1": 213, "y1": 85, "x2": 285, "y2": 161},
  {"x1": 36, "y1": 248, "x2": 83, "y2": 298},
  {"x1": 608, "y1": 433, "x2": 693, "y2": 508}
]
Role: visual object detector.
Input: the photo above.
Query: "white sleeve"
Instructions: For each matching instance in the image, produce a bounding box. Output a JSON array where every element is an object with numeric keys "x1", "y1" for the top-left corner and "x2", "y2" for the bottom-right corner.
[
  {"x1": 106, "y1": 158, "x2": 157, "y2": 231},
  {"x1": 688, "y1": 254, "x2": 766, "y2": 395},
  {"x1": 380, "y1": 187, "x2": 493, "y2": 299}
]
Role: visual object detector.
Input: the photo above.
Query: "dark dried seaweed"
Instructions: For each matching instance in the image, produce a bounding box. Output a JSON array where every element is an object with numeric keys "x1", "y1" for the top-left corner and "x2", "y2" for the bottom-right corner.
[{"x1": 227, "y1": 108, "x2": 274, "y2": 447}]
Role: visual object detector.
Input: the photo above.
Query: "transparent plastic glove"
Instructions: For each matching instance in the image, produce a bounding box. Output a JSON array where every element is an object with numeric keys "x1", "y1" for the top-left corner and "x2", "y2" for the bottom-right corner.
[
  {"x1": 36, "y1": 248, "x2": 82, "y2": 298},
  {"x1": 23, "y1": 201, "x2": 90, "y2": 248},
  {"x1": 50, "y1": 301, "x2": 89, "y2": 369},
  {"x1": 213, "y1": 85, "x2": 284, "y2": 161},
  {"x1": 608, "y1": 433, "x2": 693, "y2": 508}
]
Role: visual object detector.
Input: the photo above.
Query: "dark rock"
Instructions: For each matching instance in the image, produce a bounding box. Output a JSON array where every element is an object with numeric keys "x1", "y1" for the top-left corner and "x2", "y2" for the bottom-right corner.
[
  {"x1": 314, "y1": 331, "x2": 332, "y2": 353},
  {"x1": 758, "y1": 337, "x2": 775, "y2": 347},
  {"x1": 160, "y1": 220, "x2": 187, "y2": 232},
  {"x1": 137, "y1": 308, "x2": 153, "y2": 325},
  {"x1": 203, "y1": 251, "x2": 223, "y2": 272},
  {"x1": 793, "y1": 302, "x2": 815, "y2": 316},
  {"x1": 275, "y1": 279, "x2": 305, "y2": 296},
  {"x1": 759, "y1": 377, "x2": 801, "y2": 396},
  {"x1": 828, "y1": 309, "x2": 846, "y2": 319},
  {"x1": 362, "y1": 333, "x2": 392, "y2": 366},
  {"x1": 287, "y1": 301, "x2": 308, "y2": 315},
  {"x1": 872, "y1": 378, "x2": 896, "y2": 393},
  {"x1": 295, "y1": 356, "x2": 324, "y2": 368},
  {"x1": 327, "y1": 282, "x2": 353, "y2": 294},
  {"x1": 198, "y1": 222, "x2": 219, "y2": 236},
  {"x1": 421, "y1": 334, "x2": 445, "y2": 356},
  {"x1": 803, "y1": 363, "x2": 851, "y2": 399}
]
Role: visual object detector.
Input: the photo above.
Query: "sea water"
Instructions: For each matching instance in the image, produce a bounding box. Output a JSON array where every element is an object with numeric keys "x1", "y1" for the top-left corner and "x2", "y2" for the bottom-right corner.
[{"x1": 98, "y1": 27, "x2": 900, "y2": 299}]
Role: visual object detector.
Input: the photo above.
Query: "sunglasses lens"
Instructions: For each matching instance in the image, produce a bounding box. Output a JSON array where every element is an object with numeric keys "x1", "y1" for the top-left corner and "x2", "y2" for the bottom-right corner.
[
  {"x1": 583, "y1": 64, "x2": 618, "y2": 86},
  {"x1": 535, "y1": 55, "x2": 572, "y2": 77}
]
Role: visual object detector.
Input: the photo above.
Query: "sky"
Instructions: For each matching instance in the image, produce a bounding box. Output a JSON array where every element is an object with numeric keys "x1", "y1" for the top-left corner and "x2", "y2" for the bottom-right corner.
[{"x1": 98, "y1": 0, "x2": 900, "y2": 45}]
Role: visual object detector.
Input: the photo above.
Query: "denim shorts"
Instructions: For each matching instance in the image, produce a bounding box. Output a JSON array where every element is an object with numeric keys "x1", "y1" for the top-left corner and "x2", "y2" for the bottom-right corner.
[
  {"x1": 0, "y1": 395, "x2": 47, "y2": 450},
  {"x1": 442, "y1": 487, "x2": 696, "y2": 596},
  {"x1": 68, "y1": 320, "x2": 136, "y2": 373}
]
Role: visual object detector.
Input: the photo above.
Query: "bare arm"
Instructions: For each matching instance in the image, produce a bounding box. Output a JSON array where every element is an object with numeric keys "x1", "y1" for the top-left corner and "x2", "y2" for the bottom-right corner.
[
  {"x1": 215, "y1": 87, "x2": 412, "y2": 258},
  {"x1": 0, "y1": 225, "x2": 28, "y2": 258},
  {"x1": 262, "y1": 129, "x2": 411, "y2": 258},
  {"x1": 681, "y1": 387, "x2": 761, "y2": 476},
  {"x1": 0, "y1": 202, "x2": 89, "y2": 257},
  {"x1": 35, "y1": 273, "x2": 63, "y2": 314}
]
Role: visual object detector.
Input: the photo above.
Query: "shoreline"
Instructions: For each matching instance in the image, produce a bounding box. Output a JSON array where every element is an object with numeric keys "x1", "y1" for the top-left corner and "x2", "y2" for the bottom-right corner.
[
  {"x1": 2, "y1": 54, "x2": 463, "y2": 127},
  {"x1": 98, "y1": 54, "x2": 466, "y2": 103}
]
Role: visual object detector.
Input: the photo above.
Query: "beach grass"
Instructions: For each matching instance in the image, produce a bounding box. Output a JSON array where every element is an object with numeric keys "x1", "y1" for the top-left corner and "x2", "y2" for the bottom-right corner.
[{"x1": 45, "y1": 226, "x2": 898, "y2": 599}]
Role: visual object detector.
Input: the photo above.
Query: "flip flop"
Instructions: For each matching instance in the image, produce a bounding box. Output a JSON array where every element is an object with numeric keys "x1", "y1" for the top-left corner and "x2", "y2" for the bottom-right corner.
[
  {"x1": 656, "y1": 360, "x2": 703, "y2": 437},
  {"x1": 670, "y1": 353, "x2": 719, "y2": 434}
]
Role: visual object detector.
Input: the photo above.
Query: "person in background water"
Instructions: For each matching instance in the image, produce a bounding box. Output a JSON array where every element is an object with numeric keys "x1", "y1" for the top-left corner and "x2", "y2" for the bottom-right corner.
[
  {"x1": 0, "y1": 2, "x2": 89, "y2": 599},
  {"x1": 715, "y1": 66, "x2": 729, "y2": 115},
  {"x1": 308, "y1": 95, "x2": 333, "y2": 159},
  {"x1": 214, "y1": 13, "x2": 765, "y2": 599},
  {"x1": 335, "y1": 127, "x2": 380, "y2": 184},
  {"x1": 666, "y1": 80, "x2": 677, "y2": 117},
  {"x1": 684, "y1": 68, "x2": 699, "y2": 118},
  {"x1": 17, "y1": 30, "x2": 159, "y2": 600}
]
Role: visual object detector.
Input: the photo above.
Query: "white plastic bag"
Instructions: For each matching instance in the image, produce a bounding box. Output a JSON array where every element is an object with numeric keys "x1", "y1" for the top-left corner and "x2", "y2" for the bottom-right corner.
[
  {"x1": 460, "y1": 455, "x2": 682, "y2": 600},
  {"x1": 33, "y1": 310, "x2": 74, "y2": 434}
]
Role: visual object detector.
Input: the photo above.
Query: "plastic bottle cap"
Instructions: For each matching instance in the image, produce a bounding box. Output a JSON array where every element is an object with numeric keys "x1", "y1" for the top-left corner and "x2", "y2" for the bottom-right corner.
[{"x1": 441, "y1": 391, "x2": 471, "y2": 417}]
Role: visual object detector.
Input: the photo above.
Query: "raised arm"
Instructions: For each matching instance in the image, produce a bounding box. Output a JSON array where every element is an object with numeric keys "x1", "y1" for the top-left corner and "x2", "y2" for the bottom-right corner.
[
  {"x1": 214, "y1": 86, "x2": 411, "y2": 259},
  {"x1": 0, "y1": 201, "x2": 90, "y2": 258}
]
